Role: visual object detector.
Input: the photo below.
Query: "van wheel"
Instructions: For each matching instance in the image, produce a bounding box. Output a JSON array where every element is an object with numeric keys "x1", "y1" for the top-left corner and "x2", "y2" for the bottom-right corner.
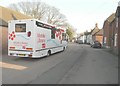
[
  {"x1": 47, "y1": 50, "x2": 51, "y2": 57},
  {"x1": 63, "y1": 47, "x2": 65, "y2": 51}
]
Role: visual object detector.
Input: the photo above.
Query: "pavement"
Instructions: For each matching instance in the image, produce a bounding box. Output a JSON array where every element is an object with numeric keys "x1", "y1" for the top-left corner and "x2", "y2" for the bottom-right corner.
[{"x1": 1, "y1": 43, "x2": 118, "y2": 84}]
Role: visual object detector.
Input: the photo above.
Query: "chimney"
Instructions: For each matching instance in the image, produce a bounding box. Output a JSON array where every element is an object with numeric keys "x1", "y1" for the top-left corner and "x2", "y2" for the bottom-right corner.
[
  {"x1": 118, "y1": 1, "x2": 120, "y2": 6},
  {"x1": 95, "y1": 23, "x2": 98, "y2": 28},
  {"x1": 117, "y1": 2, "x2": 120, "y2": 18}
]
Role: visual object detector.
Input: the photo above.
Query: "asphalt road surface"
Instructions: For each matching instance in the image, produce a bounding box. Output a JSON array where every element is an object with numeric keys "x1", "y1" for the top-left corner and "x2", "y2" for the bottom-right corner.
[{"x1": 2, "y1": 43, "x2": 118, "y2": 84}]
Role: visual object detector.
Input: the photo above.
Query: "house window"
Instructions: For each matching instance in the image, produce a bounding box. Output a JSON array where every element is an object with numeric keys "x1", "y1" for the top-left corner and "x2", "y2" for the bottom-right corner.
[
  {"x1": 62, "y1": 33, "x2": 66, "y2": 40},
  {"x1": 116, "y1": 18, "x2": 118, "y2": 28},
  {"x1": 51, "y1": 28, "x2": 56, "y2": 39},
  {"x1": 114, "y1": 34, "x2": 117, "y2": 47},
  {"x1": 104, "y1": 37, "x2": 107, "y2": 44}
]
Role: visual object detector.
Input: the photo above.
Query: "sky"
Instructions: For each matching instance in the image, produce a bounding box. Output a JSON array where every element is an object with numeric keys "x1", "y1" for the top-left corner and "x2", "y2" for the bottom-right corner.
[{"x1": 0, "y1": 0, "x2": 119, "y2": 34}]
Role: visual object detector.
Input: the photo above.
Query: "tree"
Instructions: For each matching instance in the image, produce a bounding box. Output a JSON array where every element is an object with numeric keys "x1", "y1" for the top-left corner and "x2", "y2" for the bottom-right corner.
[
  {"x1": 46, "y1": 6, "x2": 66, "y2": 25},
  {"x1": 9, "y1": 1, "x2": 48, "y2": 20},
  {"x1": 9, "y1": 1, "x2": 66, "y2": 26},
  {"x1": 8, "y1": 1, "x2": 76, "y2": 40},
  {"x1": 66, "y1": 24, "x2": 76, "y2": 41}
]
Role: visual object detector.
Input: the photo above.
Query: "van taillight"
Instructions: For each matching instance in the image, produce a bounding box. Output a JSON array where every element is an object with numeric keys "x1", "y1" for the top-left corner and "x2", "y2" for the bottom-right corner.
[
  {"x1": 28, "y1": 54, "x2": 32, "y2": 57},
  {"x1": 27, "y1": 31, "x2": 31, "y2": 37},
  {"x1": 10, "y1": 47, "x2": 15, "y2": 49},
  {"x1": 26, "y1": 48, "x2": 33, "y2": 51}
]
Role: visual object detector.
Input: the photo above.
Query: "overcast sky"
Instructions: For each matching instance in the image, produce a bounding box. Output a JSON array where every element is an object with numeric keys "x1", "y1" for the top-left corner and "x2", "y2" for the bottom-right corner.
[{"x1": 0, "y1": 0, "x2": 119, "y2": 33}]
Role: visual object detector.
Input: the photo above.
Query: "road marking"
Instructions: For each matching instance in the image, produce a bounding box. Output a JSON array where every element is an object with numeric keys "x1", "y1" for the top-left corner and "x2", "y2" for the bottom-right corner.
[{"x1": 0, "y1": 62, "x2": 27, "y2": 70}]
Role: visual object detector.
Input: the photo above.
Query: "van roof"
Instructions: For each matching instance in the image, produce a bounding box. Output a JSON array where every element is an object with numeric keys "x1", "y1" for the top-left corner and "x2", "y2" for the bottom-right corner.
[{"x1": 9, "y1": 19, "x2": 56, "y2": 27}]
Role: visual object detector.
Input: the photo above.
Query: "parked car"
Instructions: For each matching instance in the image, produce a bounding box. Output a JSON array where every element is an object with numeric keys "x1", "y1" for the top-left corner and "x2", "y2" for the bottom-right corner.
[
  {"x1": 91, "y1": 41, "x2": 102, "y2": 48},
  {"x1": 76, "y1": 40, "x2": 83, "y2": 44}
]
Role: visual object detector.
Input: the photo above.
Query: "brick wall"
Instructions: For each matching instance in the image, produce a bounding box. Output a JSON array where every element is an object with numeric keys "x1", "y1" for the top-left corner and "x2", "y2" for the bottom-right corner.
[
  {"x1": 0, "y1": 26, "x2": 8, "y2": 55},
  {"x1": 110, "y1": 19, "x2": 118, "y2": 55},
  {"x1": 103, "y1": 21, "x2": 111, "y2": 48},
  {"x1": 96, "y1": 35, "x2": 103, "y2": 44}
]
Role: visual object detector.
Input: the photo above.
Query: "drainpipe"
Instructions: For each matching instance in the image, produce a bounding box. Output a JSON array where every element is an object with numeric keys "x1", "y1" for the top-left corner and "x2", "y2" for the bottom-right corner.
[
  {"x1": 117, "y1": 2, "x2": 120, "y2": 85},
  {"x1": 118, "y1": 2, "x2": 120, "y2": 56}
]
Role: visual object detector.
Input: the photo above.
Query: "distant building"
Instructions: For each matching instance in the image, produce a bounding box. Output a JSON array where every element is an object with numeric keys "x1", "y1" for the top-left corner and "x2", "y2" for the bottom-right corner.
[
  {"x1": 89, "y1": 23, "x2": 102, "y2": 45},
  {"x1": 0, "y1": 6, "x2": 32, "y2": 54},
  {"x1": 77, "y1": 33, "x2": 84, "y2": 44},
  {"x1": 86, "y1": 32, "x2": 91, "y2": 44},
  {"x1": 78, "y1": 23, "x2": 103, "y2": 45},
  {"x1": 93, "y1": 29, "x2": 103, "y2": 44}
]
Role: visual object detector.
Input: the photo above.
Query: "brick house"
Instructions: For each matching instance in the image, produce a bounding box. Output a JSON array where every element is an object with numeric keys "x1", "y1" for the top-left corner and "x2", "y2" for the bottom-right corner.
[
  {"x1": 89, "y1": 23, "x2": 102, "y2": 45},
  {"x1": 0, "y1": 6, "x2": 32, "y2": 54},
  {"x1": 103, "y1": 13, "x2": 115, "y2": 48},
  {"x1": 110, "y1": 17, "x2": 118, "y2": 55},
  {"x1": 93, "y1": 29, "x2": 103, "y2": 44},
  {"x1": 103, "y1": 3, "x2": 120, "y2": 55}
]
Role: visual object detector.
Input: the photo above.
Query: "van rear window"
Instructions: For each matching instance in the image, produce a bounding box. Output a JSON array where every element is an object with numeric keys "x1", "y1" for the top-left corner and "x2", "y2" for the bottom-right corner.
[{"x1": 15, "y1": 23, "x2": 26, "y2": 32}]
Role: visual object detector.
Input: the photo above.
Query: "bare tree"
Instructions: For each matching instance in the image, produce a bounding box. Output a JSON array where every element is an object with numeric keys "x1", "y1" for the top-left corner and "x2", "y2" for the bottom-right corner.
[
  {"x1": 9, "y1": 1, "x2": 67, "y2": 26},
  {"x1": 46, "y1": 6, "x2": 66, "y2": 25},
  {"x1": 66, "y1": 23, "x2": 76, "y2": 40},
  {"x1": 8, "y1": 4, "x2": 20, "y2": 12},
  {"x1": 9, "y1": 1, "x2": 48, "y2": 20}
]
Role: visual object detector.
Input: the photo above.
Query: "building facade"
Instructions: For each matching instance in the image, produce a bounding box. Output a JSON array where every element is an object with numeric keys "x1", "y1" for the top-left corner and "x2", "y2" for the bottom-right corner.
[
  {"x1": 102, "y1": 3, "x2": 120, "y2": 55},
  {"x1": 93, "y1": 29, "x2": 103, "y2": 45},
  {"x1": 89, "y1": 23, "x2": 102, "y2": 45},
  {"x1": 110, "y1": 18, "x2": 118, "y2": 55},
  {"x1": 103, "y1": 13, "x2": 115, "y2": 48}
]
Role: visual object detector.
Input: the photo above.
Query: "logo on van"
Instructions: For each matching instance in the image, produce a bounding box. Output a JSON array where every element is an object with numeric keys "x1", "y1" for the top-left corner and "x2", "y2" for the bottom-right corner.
[
  {"x1": 55, "y1": 29, "x2": 64, "y2": 40},
  {"x1": 9, "y1": 31, "x2": 16, "y2": 41}
]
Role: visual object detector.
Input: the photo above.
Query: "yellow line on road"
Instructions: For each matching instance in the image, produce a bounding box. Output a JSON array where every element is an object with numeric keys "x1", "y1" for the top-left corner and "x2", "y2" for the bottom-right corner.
[{"x1": 0, "y1": 62, "x2": 27, "y2": 70}]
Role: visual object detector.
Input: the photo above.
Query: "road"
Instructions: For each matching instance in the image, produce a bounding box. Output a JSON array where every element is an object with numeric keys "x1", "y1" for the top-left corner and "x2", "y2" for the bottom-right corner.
[{"x1": 2, "y1": 43, "x2": 118, "y2": 84}]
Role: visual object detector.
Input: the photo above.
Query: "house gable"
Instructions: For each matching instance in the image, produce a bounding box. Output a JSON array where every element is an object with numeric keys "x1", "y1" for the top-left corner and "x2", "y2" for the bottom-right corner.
[{"x1": 0, "y1": 6, "x2": 32, "y2": 26}]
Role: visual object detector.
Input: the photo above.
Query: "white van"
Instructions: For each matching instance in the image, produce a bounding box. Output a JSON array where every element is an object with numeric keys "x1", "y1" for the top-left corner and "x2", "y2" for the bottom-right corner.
[{"x1": 8, "y1": 19, "x2": 68, "y2": 58}]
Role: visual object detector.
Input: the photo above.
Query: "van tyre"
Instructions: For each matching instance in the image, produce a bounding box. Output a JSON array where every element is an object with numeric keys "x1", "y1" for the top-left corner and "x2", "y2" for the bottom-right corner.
[
  {"x1": 63, "y1": 47, "x2": 65, "y2": 51},
  {"x1": 47, "y1": 50, "x2": 51, "y2": 57}
]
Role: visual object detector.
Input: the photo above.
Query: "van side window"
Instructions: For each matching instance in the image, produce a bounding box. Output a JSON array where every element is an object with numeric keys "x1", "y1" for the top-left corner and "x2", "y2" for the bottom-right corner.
[
  {"x1": 36, "y1": 21, "x2": 52, "y2": 29},
  {"x1": 51, "y1": 28, "x2": 56, "y2": 39},
  {"x1": 62, "y1": 33, "x2": 66, "y2": 40},
  {"x1": 36, "y1": 21, "x2": 44, "y2": 28},
  {"x1": 15, "y1": 24, "x2": 26, "y2": 32},
  {"x1": 36, "y1": 21, "x2": 56, "y2": 39}
]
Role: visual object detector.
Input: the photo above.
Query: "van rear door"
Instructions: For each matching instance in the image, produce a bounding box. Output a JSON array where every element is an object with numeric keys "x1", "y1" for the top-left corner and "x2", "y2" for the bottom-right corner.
[{"x1": 8, "y1": 21, "x2": 34, "y2": 54}]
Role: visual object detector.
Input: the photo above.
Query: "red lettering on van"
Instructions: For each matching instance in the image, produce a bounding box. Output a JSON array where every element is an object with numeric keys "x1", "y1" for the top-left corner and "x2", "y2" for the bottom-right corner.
[{"x1": 37, "y1": 33, "x2": 45, "y2": 43}]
